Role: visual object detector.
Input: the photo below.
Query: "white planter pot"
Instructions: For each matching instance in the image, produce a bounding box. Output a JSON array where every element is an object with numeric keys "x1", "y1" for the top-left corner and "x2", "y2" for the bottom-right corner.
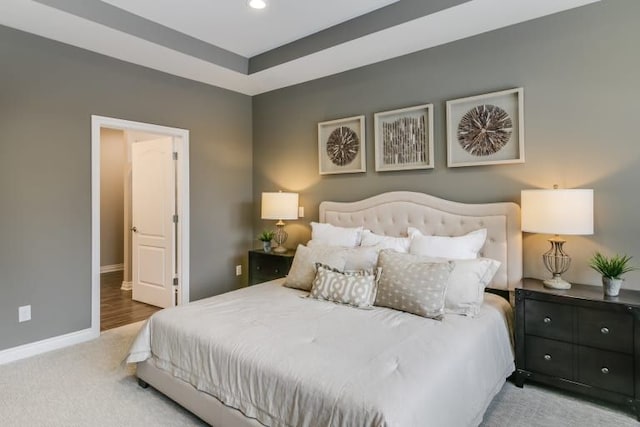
[{"x1": 602, "y1": 277, "x2": 623, "y2": 297}]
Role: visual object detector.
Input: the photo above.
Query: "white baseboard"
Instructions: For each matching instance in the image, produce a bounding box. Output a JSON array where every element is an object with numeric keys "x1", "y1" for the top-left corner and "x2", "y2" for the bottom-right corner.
[
  {"x1": 121, "y1": 281, "x2": 132, "y2": 291},
  {"x1": 0, "y1": 327, "x2": 99, "y2": 365},
  {"x1": 100, "y1": 263, "x2": 124, "y2": 273}
]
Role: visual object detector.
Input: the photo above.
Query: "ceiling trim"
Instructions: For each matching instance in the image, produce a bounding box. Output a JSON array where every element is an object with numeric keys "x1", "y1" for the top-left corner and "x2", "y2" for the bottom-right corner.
[
  {"x1": 35, "y1": 0, "x2": 248, "y2": 73},
  {"x1": 0, "y1": 0, "x2": 599, "y2": 96}
]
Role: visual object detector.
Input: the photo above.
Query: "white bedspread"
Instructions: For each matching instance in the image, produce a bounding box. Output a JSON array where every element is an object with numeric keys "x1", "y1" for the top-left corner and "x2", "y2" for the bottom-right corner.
[{"x1": 127, "y1": 279, "x2": 514, "y2": 427}]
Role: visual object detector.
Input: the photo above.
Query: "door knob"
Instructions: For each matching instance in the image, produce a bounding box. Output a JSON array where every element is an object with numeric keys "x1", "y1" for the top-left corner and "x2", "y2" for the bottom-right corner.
[{"x1": 131, "y1": 226, "x2": 138, "y2": 232}]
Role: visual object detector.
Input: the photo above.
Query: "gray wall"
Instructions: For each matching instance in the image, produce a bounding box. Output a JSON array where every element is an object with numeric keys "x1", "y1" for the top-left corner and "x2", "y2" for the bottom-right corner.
[
  {"x1": 100, "y1": 128, "x2": 126, "y2": 267},
  {"x1": 253, "y1": 1, "x2": 640, "y2": 289},
  {"x1": 0, "y1": 26, "x2": 253, "y2": 351}
]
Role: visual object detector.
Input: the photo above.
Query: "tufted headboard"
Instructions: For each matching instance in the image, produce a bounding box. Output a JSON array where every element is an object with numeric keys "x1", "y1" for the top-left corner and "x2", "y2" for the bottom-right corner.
[{"x1": 319, "y1": 191, "x2": 522, "y2": 290}]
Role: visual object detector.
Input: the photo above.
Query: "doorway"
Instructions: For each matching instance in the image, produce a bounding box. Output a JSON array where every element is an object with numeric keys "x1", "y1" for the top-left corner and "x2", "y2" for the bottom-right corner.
[{"x1": 91, "y1": 116, "x2": 190, "y2": 334}]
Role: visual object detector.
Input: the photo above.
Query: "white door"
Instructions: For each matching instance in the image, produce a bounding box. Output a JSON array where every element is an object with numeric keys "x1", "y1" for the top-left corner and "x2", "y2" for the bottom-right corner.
[{"x1": 131, "y1": 137, "x2": 176, "y2": 308}]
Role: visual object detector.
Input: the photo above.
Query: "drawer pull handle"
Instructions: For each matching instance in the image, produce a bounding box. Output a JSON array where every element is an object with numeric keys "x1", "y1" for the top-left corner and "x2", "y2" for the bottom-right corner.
[
  {"x1": 543, "y1": 317, "x2": 551, "y2": 324},
  {"x1": 256, "y1": 266, "x2": 261, "y2": 270},
  {"x1": 544, "y1": 354, "x2": 552, "y2": 361},
  {"x1": 600, "y1": 327, "x2": 609, "y2": 334},
  {"x1": 601, "y1": 367, "x2": 609, "y2": 374},
  {"x1": 275, "y1": 268, "x2": 280, "y2": 273}
]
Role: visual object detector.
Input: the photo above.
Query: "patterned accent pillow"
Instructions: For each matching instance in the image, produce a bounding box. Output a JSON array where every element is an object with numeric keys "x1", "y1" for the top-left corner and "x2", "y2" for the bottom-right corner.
[
  {"x1": 309, "y1": 264, "x2": 379, "y2": 308},
  {"x1": 284, "y1": 244, "x2": 347, "y2": 291},
  {"x1": 375, "y1": 250, "x2": 453, "y2": 319}
]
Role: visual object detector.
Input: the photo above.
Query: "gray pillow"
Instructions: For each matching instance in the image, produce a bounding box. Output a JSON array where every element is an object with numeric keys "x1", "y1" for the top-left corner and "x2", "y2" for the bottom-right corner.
[
  {"x1": 284, "y1": 244, "x2": 347, "y2": 291},
  {"x1": 375, "y1": 250, "x2": 453, "y2": 319},
  {"x1": 309, "y1": 263, "x2": 379, "y2": 309}
]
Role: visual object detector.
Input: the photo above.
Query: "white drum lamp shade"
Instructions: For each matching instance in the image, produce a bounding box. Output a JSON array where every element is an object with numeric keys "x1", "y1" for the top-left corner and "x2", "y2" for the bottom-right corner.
[
  {"x1": 261, "y1": 192, "x2": 298, "y2": 253},
  {"x1": 521, "y1": 188, "x2": 594, "y2": 290},
  {"x1": 261, "y1": 192, "x2": 299, "y2": 221},
  {"x1": 521, "y1": 189, "x2": 594, "y2": 235}
]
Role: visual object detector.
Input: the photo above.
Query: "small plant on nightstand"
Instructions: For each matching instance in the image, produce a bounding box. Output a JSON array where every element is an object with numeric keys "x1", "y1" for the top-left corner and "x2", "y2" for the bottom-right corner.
[
  {"x1": 589, "y1": 252, "x2": 637, "y2": 297},
  {"x1": 257, "y1": 230, "x2": 275, "y2": 253}
]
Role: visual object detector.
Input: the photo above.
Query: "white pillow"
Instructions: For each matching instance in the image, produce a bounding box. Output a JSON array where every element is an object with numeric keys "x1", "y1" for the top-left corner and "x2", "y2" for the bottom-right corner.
[
  {"x1": 361, "y1": 230, "x2": 411, "y2": 253},
  {"x1": 443, "y1": 258, "x2": 501, "y2": 316},
  {"x1": 304, "y1": 244, "x2": 382, "y2": 272},
  {"x1": 309, "y1": 222, "x2": 363, "y2": 247},
  {"x1": 408, "y1": 227, "x2": 487, "y2": 260},
  {"x1": 284, "y1": 244, "x2": 347, "y2": 291}
]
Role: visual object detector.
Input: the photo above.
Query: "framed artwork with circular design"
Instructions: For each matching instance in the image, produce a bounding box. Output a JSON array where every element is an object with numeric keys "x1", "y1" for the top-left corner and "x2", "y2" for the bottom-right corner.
[
  {"x1": 446, "y1": 88, "x2": 524, "y2": 167},
  {"x1": 318, "y1": 115, "x2": 366, "y2": 175}
]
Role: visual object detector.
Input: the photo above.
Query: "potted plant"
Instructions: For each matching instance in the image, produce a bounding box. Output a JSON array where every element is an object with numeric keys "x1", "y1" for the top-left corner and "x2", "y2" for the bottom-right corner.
[
  {"x1": 257, "y1": 230, "x2": 275, "y2": 253},
  {"x1": 588, "y1": 252, "x2": 637, "y2": 297}
]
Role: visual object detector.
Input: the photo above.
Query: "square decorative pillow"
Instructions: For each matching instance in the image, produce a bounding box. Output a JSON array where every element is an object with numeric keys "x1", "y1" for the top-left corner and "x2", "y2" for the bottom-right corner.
[
  {"x1": 309, "y1": 264, "x2": 379, "y2": 309},
  {"x1": 408, "y1": 227, "x2": 487, "y2": 260},
  {"x1": 343, "y1": 245, "x2": 383, "y2": 271},
  {"x1": 361, "y1": 230, "x2": 411, "y2": 253},
  {"x1": 308, "y1": 222, "x2": 363, "y2": 247},
  {"x1": 284, "y1": 244, "x2": 347, "y2": 291},
  {"x1": 444, "y1": 258, "x2": 501, "y2": 316},
  {"x1": 375, "y1": 250, "x2": 453, "y2": 320}
]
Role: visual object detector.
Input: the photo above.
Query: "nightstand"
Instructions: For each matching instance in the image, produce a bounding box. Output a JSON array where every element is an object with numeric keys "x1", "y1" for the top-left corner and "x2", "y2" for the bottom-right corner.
[
  {"x1": 515, "y1": 278, "x2": 640, "y2": 419},
  {"x1": 248, "y1": 249, "x2": 295, "y2": 285}
]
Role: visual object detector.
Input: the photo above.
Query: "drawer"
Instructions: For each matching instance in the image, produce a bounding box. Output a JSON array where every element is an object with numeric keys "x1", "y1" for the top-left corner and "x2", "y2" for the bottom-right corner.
[
  {"x1": 577, "y1": 307, "x2": 633, "y2": 354},
  {"x1": 251, "y1": 259, "x2": 288, "y2": 277},
  {"x1": 525, "y1": 336, "x2": 574, "y2": 380},
  {"x1": 578, "y1": 346, "x2": 634, "y2": 396},
  {"x1": 525, "y1": 300, "x2": 573, "y2": 342},
  {"x1": 248, "y1": 252, "x2": 293, "y2": 285}
]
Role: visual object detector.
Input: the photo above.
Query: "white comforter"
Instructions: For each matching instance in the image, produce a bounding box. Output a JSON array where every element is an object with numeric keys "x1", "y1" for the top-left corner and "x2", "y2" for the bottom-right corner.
[{"x1": 127, "y1": 279, "x2": 514, "y2": 427}]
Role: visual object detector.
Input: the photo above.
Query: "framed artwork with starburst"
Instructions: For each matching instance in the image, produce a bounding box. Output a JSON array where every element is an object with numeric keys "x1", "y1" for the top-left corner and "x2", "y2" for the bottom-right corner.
[
  {"x1": 446, "y1": 88, "x2": 524, "y2": 167},
  {"x1": 318, "y1": 115, "x2": 366, "y2": 175}
]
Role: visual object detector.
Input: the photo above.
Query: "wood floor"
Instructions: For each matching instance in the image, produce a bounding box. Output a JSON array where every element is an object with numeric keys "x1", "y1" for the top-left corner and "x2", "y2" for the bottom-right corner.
[{"x1": 100, "y1": 270, "x2": 160, "y2": 331}]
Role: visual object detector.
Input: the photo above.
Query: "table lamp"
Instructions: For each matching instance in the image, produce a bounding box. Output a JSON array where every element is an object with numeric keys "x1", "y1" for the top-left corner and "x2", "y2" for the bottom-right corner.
[
  {"x1": 521, "y1": 187, "x2": 594, "y2": 289},
  {"x1": 261, "y1": 191, "x2": 299, "y2": 253}
]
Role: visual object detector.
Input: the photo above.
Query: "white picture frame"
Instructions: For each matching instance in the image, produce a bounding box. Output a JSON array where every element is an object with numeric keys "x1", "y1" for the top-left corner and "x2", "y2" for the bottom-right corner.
[
  {"x1": 374, "y1": 104, "x2": 434, "y2": 172},
  {"x1": 446, "y1": 88, "x2": 524, "y2": 167},
  {"x1": 318, "y1": 115, "x2": 366, "y2": 175}
]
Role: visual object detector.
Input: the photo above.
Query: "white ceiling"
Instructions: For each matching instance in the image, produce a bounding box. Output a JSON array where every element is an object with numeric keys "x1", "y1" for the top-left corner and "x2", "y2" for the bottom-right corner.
[
  {"x1": 0, "y1": 0, "x2": 599, "y2": 95},
  {"x1": 102, "y1": 0, "x2": 400, "y2": 57}
]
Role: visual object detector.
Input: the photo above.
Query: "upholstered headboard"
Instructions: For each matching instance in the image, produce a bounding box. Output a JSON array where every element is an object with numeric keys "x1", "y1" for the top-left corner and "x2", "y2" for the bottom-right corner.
[{"x1": 319, "y1": 191, "x2": 522, "y2": 290}]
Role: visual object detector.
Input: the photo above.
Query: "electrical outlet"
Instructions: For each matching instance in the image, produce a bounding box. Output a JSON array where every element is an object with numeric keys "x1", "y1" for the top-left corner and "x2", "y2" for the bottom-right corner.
[
  {"x1": 19, "y1": 305, "x2": 31, "y2": 323},
  {"x1": 235, "y1": 265, "x2": 242, "y2": 276}
]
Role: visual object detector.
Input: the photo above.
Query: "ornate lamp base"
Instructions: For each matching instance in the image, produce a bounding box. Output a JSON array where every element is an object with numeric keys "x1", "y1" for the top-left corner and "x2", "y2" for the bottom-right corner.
[
  {"x1": 272, "y1": 220, "x2": 288, "y2": 253},
  {"x1": 543, "y1": 274, "x2": 572, "y2": 290},
  {"x1": 542, "y1": 236, "x2": 572, "y2": 290}
]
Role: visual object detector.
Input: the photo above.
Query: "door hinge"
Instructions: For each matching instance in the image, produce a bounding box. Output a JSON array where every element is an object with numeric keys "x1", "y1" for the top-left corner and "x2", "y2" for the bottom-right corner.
[
  {"x1": 173, "y1": 277, "x2": 179, "y2": 305},
  {"x1": 172, "y1": 152, "x2": 178, "y2": 160},
  {"x1": 173, "y1": 214, "x2": 178, "y2": 223}
]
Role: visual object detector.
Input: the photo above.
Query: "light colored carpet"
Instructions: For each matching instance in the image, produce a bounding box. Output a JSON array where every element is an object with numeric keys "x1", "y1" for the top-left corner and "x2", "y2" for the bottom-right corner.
[{"x1": 0, "y1": 322, "x2": 636, "y2": 426}]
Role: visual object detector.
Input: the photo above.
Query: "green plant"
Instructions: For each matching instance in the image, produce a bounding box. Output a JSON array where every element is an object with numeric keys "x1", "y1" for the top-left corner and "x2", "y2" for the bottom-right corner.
[
  {"x1": 257, "y1": 230, "x2": 275, "y2": 242},
  {"x1": 588, "y1": 252, "x2": 637, "y2": 279}
]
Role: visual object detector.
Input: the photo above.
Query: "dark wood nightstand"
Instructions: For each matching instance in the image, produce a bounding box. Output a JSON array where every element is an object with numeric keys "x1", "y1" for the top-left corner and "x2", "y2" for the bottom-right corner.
[
  {"x1": 248, "y1": 249, "x2": 295, "y2": 286},
  {"x1": 515, "y1": 278, "x2": 640, "y2": 419}
]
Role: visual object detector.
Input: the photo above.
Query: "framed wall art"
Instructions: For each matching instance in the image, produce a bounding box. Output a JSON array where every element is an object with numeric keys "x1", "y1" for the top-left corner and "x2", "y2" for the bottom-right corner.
[
  {"x1": 318, "y1": 115, "x2": 366, "y2": 175},
  {"x1": 374, "y1": 104, "x2": 434, "y2": 172},
  {"x1": 446, "y1": 87, "x2": 524, "y2": 167}
]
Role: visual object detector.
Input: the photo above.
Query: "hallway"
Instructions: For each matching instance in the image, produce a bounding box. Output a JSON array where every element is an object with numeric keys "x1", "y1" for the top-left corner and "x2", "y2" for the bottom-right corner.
[{"x1": 100, "y1": 271, "x2": 160, "y2": 331}]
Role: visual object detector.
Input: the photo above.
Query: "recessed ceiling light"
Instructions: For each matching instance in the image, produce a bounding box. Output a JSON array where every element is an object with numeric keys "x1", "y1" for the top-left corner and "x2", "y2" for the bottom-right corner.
[{"x1": 248, "y1": 0, "x2": 266, "y2": 9}]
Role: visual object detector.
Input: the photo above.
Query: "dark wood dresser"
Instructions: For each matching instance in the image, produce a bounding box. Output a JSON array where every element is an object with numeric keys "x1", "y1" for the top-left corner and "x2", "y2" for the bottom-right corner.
[
  {"x1": 515, "y1": 278, "x2": 640, "y2": 419},
  {"x1": 248, "y1": 249, "x2": 295, "y2": 286}
]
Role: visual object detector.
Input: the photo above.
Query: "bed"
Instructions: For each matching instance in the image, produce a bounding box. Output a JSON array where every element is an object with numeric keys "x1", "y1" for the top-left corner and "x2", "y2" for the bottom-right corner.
[{"x1": 127, "y1": 191, "x2": 522, "y2": 426}]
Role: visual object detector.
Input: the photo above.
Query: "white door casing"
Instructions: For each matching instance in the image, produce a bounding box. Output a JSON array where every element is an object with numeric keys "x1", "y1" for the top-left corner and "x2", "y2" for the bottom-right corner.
[
  {"x1": 91, "y1": 115, "x2": 189, "y2": 335},
  {"x1": 131, "y1": 137, "x2": 176, "y2": 308}
]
